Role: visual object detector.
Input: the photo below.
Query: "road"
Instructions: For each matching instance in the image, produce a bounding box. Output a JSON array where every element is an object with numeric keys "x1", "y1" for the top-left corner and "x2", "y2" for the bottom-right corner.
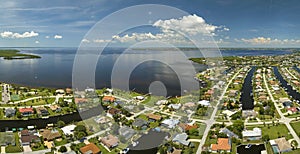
[
  {"x1": 263, "y1": 68, "x2": 300, "y2": 148},
  {"x1": 196, "y1": 68, "x2": 243, "y2": 154},
  {"x1": 285, "y1": 67, "x2": 298, "y2": 80}
]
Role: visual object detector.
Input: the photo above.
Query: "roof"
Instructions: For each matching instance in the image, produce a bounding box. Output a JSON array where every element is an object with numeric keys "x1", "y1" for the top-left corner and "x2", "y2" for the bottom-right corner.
[
  {"x1": 61, "y1": 125, "x2": 76, "y2": 136},
  {"x1": 107, "y1": 108, "x2": 121, "y2": 115},
  {"x1": 219, "y1": 128, "x2": 239, "y2": 139},
  {"x1": 273, "y1": 137, "x2": 292, "y2": 152},
  {"x1": 118, "y1": 126, "x2": 136, "y2": 140},
  {"x1": 132, "y1": 118, "x2": 148, "y2": 127},
  {"x1": 242, "y1": 128, "x2": 262, "y2": 137},
  {"x1": 178, "y1": 123, "x2": 198, "y2": 131},
  {"x1": 147, "y1": 113, "x2": 162, "y2": 121},
  {"x1": 287, "y1": 107, "x2": 298, "y2": 112},
  {"x1": 198, "y1": 100, "x2": 210, "y2": 106},
  {"x1": 21, "y1": 135, "x2": 39, "y2": 143},
  {"x1": 40, "y1": 129, "x2": 61, "y2": 141},
  {"x1": 74, "y1": 98, "x2": 88, "y2": 104},
  {"x1": 162, "y1": 119, "x2": 179, "y2": 129},
  {"x1": 172, "y1": 133, "x2": 190, "y2": 146},
  {"x1": 102, "y1": 96, "x2": 116, "y2": 102},
  {"x1": 211, "y1": 138, "x2": 231, "y2": 151},
  {"x1": 101, "y1": 134, "x2": 119, "y2": 148},
  {"x1": 19, "y1": 108, "x2": 34, "y2": 113},
  {"x1": 80, "y1": 143, "x2": 101, "y2": 154},
  {"x1": 168, "y1": 104, "x2": 181, "y2": 110}
]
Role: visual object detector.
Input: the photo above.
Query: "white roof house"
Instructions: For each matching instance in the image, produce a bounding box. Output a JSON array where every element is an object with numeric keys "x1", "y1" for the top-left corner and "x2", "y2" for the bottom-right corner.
[
  {"x1": 198, "y1": 100, "x2": 210, "y2": 106},
  {"x1": 162, "y1": 119, "x2": 179, "y2": 129},
  {"x1": 61, "y1": 125, "x2": 76, "y2": 136},
  {"x1": 168, "y1": 104, "x2": 181, "y2": 110},
  {"x1": 242, "y1": 127, "x2": 262, "y2": 137}
]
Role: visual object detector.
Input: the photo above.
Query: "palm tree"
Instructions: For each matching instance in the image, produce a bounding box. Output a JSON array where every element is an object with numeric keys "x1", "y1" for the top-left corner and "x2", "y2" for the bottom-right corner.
[{"x1": 291, "y1": 140, "x2": 298, "y2": 150}]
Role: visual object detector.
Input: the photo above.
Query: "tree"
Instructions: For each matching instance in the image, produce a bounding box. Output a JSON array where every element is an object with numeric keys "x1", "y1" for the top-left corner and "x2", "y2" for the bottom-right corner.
[
  {"x1": 262, "y1": 134, "x2": 270, "y2": 142},
  {"x1": 75, "y1": 125, "x2": 87, "y2": 132},
  {"x1": 291, "y1": 140, "x2": 298, "y2": 150},
  {"x1": 16, "y1": 112, "x2": 22, "y2": 119},
  {"x1": 57, "y1": 120, "x2": 65, "y2": 128},
  {"x1": 58, "y1": 146, "x2": 67, "y2": 153}
]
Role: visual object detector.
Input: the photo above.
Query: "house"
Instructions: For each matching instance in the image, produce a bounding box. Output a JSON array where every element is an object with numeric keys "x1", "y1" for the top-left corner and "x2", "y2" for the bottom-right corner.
[
  {"x1": 162, "y1": 119, "x2": 179, "y2": 129},
  {"x1": 40, "y1": 129, "x2": 61, "y2": 141},
  {"x1": 156, "y1": 100, "x2": 168, "y2": 105},
  {"x1": 61, "y1": 125, "x2": 76, "y2": 136},
  {"x1": 20, "y1": 130, "x2": 40, "y2": 146},
  {"x1": 94, "y1": 116, "x2": 110, "y2": 124},
  {"x1": 287, "y1": 107, "x2": 298, "y2": 113},
  {"x1": 178, "y1": 123, "x2": 198, "y2": 132},
  {"x1": 182, "y1": 102, "x2": 196, "y2": 110},
  {"x1": 135, "y1": 96, "x2": 145, "y2": 100},
  {"x1": 167, "y1": 147, "x2": 182, "y2": 154},
  {"x1": 270, "y1": 137, "x2": 292, "y2": 153},
  {"x1": 5, "y1": 108, "x2": 16, "y2": 117},
  {"x1": 36, "y1": 107, "x2": 49, "y2": 116},
  {"x1": 258, "y1": 95, "x2": 267, "y2": 102},
  {"x1": 65, "y1": 88, "x2": 73, "y2": 95},
  {"x1": 49, "y1": 105, "x2": 61, "y2": 112},
  {"x1": 75, "y1": 98, "x2": 88, "y2": 104},
  {"x1": 242, "y1": 127, "x2": 262, "y2": 140},
  {"x1": 168, "y1": 104, "x2": 182, "y2": 110},
  {"x1": 172, "y1": 133, "x2": 190, "y2": 146},
  {"x1": 279, "y1": 98, "x2": 292, "y2": 105},
  {"x1": 210, "y1": 138, "x2": 231, "y2": 153},
  {"x1": 102, "y1": 96, "x2": 116, "y2": 102},
  {"x1": 80, "y1": 143, "x2": 101, "y2": 154},
  {"x1": 219, "y1": 128, "x2": 239, "y2": 139},
  {"x1": 132, "y1": 118, "x2": 148, "y2": 129},
  {"x1": 100, "y1": 134, "x2": 119, "y2": 148},
  {"x1": 147, "y1": 113, "x2": 162, "y2": 122},
  {"x1": 19, "y1": 108, "x2": 34, "y2": 116},
  {"x1": 228, "y1": 90, "x2": 238, "y2": 97},
  {"x1": 118, "y1": 126, "x2": 136, "y2": 141},
  {"x1": 197, "y1": 100, "x2": 210, "y2": 106},
  {"x1": 107, "y1": 108, "x2": 121, "y2": 117},
  {"x1": 55, "y1": 89, "x2": 65, "y2": 95}
]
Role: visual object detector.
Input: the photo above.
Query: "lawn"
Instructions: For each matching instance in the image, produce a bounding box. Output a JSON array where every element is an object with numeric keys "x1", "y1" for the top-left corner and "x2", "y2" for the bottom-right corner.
[
  {"x1": 5, "y1": 133, "x2": 22, "y2": 153},
  {"x1": 290, "y1": 121, "x2": 300, "y2": 136},
  {"x1": 246, "y1": 124, "x2": 293, "y2": 140}
]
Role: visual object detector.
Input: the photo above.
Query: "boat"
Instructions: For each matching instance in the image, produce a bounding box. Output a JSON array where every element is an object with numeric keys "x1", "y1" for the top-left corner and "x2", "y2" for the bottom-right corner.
[{"x1": 245, "y1": 144, "x2": 252, "y2": 148}]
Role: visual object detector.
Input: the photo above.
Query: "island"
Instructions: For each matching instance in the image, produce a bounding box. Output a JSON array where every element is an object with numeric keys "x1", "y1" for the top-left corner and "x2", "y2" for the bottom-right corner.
[{"x1": 0, "y1": 49, "x2": 41, "y2": 60}]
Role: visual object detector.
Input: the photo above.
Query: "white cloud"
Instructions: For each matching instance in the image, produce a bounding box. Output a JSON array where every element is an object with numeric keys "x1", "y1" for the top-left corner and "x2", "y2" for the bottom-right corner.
[
  {"x1": 111, "y1": 14, "x2": 225, "y2": 45},
  {"x1": 45, "y1": 36, "x2": 50, "y2": 39},
  {"x1": 0, "y1": 31, "x2": 39, "y2": 39},
  {"x1": 236, "y1": 37, "x2": 300, "y2": 45},
  {"x1": 54, "y1": 35, "x2": 62, "y2": 39},
  {"x1": 93, "y1": 39, "x2": 110, "y2": 43},
  {"x1": 35, "y1": 40, "x2": 40, "y2": 44},
  {"x1": 81, "y1": 39, "x2": 90, "y2": 43}
]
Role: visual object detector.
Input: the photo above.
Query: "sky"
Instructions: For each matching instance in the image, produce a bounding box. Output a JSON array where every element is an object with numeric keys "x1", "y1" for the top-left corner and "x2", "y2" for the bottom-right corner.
[{"x1": 0, "y1": 0, "x2": 300, "y2": 48}]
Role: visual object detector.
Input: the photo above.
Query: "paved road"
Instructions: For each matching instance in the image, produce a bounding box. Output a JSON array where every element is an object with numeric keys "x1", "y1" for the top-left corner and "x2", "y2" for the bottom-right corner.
[
  {"x1": 196, "y1": 68, "x2": 243, "y2": 154},
  {"x1": 263, "y1": 68, "x2": 300, "y2": 148},
  {"x1": 285, "y1": 67, "x2": 298, "y2": 80}
]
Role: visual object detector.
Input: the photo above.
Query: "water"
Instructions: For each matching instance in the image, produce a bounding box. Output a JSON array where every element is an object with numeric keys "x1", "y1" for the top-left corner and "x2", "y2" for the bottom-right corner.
[
  {"x1": 0, "y1": 48, "x2": 292, "y2": 96},
  {"x1": 237, "y1": 144, "x2": 266, "y2": 154},
  {"x1": 240, "y1": 67, "x2": 255, "y2": 110},
  {"x1": 273, "y1": 66, "x2": 300, "y2": 101}
]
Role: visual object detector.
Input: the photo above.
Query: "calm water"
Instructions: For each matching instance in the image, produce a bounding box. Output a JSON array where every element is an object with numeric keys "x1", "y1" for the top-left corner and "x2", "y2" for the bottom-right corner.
[
  {"x1": 0, "y1": 48, "x2": 291, "y2": 96},
  {"x1": 240, "y1": 66, "x2": 255, "y2": 110},
  {"x1": 237, "y1": 144, "x2": 266, "y2": 154}
]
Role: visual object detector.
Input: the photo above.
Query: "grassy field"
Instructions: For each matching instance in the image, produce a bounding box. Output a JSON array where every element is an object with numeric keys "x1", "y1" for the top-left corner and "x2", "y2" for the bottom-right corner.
[
  {"x1": 246, "y1": 124, "x2": 293, "y2": 140},
  {"x1": 0, "y1": 50, "x2": 40, "y2": 59},
  {"x1": 290, "y1": 121, "x2": 300, "y2": 136}
]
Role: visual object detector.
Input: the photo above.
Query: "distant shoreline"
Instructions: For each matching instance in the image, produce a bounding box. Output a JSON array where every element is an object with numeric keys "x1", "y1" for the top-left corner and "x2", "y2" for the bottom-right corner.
[{"x1": 0, "y1": 49, "x2": 41, "y2": 60}]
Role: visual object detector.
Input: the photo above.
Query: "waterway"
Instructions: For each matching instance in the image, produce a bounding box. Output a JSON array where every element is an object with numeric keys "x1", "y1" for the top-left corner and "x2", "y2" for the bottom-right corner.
[
  {"x1": 273, "y1": 66, "x2": 300, "y2": 101},
  {"x1": 240, "y1": 66, "x2": 255, "y2": 110}
]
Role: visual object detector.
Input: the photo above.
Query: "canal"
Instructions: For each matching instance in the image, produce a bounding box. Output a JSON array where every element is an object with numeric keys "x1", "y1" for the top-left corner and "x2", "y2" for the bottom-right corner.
[
  {"x1": 0, "y1": 105, "x2": 104, "y2": 131},
  {"x1": 273, "y1": 66, "x2": 300, "y2": 101},
  {"x1": 240, "y1": 67, "x2": 255, "y2": 110}
]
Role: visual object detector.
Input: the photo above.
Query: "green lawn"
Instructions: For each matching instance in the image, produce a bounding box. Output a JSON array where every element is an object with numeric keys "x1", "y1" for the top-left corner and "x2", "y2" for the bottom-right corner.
[
  {"x1": 5, "y1": 133, "x2": 22, "y2": 153},
  {"x1": 246, "y1": 124, "x2": 293, "y2": 140},
  {"x1": 290, "y1": 121, "x2": 300, "y2": 136}
]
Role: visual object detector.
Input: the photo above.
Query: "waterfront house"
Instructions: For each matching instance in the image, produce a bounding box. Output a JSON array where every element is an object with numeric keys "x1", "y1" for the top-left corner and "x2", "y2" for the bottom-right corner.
[
  {"x1": 80, "y1": 143, "x2": 101, "y2": 154},
  {"x1": 162, "y1": 119, "x2": 179, "y2": 129},
  {"x1": 20, "y1": 129, "x2": 40, "y2": 146},
  {"x1": 168, "y1": 104, "x2": 182, "y2": 110},
  {"x1": 228, "y1": 90, "x2": 238, "y2": 97},
  {"x1": 198, "y1": 100, "x2": 210, "y2": 106},
  {"x1": 5, "y1": 108, "x2": 16, "y2": 117},
  {"x1": 269, "y1": 137, "x2": 292, "y2": 153},
  {"x1": 102, "y1": 96, "x2": 116, "y2": 103},
  {"x1": 182, "y1": 102, "x2": 196, "y2": 110},
  {"x1": 287, "y1": 107, "x2": 298, "y2": 113},
  {"x1": 61, "y1": 125, "x2": 76, "y2": 136},
  {"x1": 107, "y1": 108, "x2": 121, "y2": 118},
  {"x1": 242, "y1": 127, "x2": 262, "y2": 140},
  {"x1": 135, "y1": 96, "x2": 145, "y2": 100},
  {"x1": 210, "y1": 138, "x2": 231, "y2": 153},
  {"x1": 167, "y1": 147, "x2": 182, "y2": 154},
  {"x1": 132, "y1": 118, "x2": 148, "y2": 129},
  {"x1": 49, "y1": 105, "x2": 61, "y2": 112},
  {"x1": 36, "y1": 107, "x2": 49, "y2": 116},
  {"x1": 172, "y1": 133, "x2": 190, "y2": 146},
  {"x1": 156, "y1": 100, "x2": 168, "y2": 105},
  {"x1": 40, "y1": 129, "x2": 61, "y2": 141},
  {"x1": 100, "y1": 134, "x2": 119, "y2": 148},
  {"x1": 147, "y1": 113, "x2": 162, "y2": 122},
  {"x1": 118, "y1": 126, "x2": 136, "y2": 141},
  {"x1": 75, "y1": 98, "x2": 88, "y2": 105},
  {"x1": 65, "y1": 88, "x2": 73, "y2": 95},
  {"x1": 19, "y1": 108, "x2": 34, "y2": 116},
  {"x1": 279, "y1": 98, "x2": 292, "y2": 106},
  {"x1": 55, "y1": 89, "x2": 65, "y2": 95}
]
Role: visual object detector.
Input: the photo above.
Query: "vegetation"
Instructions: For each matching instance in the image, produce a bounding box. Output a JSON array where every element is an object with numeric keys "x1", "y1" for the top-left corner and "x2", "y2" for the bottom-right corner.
[{"x1": 0, "y1": 49, "x2": 40, "y2": 60}]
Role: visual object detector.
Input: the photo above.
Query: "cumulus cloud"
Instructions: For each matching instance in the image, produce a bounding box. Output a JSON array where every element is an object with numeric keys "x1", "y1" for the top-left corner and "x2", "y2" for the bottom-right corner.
[
  {"x1": 93, "y1": 39, "x2": 110, "y2": 43},
  {"x1": 35, "y1": 40, "x2": 39, "y2": 44},
  {"x1": 0, "y1": 31, "x2": 39, "y2": 39},
  {"x1": 81, "y1": 39, "x2": 90, "y2": 43},
  {"x1": 45, "y1": 36, "x2": 50, "y2": 39},
  {"x1": 110, "y1": 14, "x2": 226, "y2": 45},
  {"x1": 236, "y1": 37, "x2": 300, "y2": 45},
  {"x1": 54, "y1": 35, "x2": 62, "y2": 39}
]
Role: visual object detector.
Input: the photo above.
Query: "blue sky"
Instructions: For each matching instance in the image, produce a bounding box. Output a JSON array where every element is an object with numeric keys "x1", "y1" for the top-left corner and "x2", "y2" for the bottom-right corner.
[{"x1": 0, "y1": 0, "x2": 300, "y2": 47}]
